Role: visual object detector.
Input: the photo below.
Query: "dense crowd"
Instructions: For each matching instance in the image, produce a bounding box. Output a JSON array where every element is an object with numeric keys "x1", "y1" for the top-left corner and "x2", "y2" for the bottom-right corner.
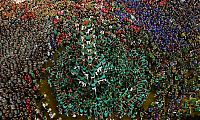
[
  {"x1": 0, "y1": 1, "x2": 51, "y2": 118},
  {"x1": 43, "y1": 0, "x2": 199, "y2": 119},
  {"x1": 0, "y1": 0, "x2": 199, "y2": 119}
]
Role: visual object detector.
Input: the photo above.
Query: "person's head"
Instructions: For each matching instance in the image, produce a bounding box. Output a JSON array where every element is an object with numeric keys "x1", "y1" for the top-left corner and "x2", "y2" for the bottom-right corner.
[{"x1": 13, "y1": 0, "x2": 26, "y2": 4}]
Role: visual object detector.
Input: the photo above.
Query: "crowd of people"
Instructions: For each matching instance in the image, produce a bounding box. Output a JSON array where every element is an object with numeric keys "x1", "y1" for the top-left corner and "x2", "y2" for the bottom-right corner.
[
  {"x1": 0, "y1": 0, "x2": 199, "y2": 119},
  {"x1": 43, "y1": 0, "x2": 199, "y2": 119},
  {"x1": 0, "y1": 1, "x2": 52, "y2": 119}
]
